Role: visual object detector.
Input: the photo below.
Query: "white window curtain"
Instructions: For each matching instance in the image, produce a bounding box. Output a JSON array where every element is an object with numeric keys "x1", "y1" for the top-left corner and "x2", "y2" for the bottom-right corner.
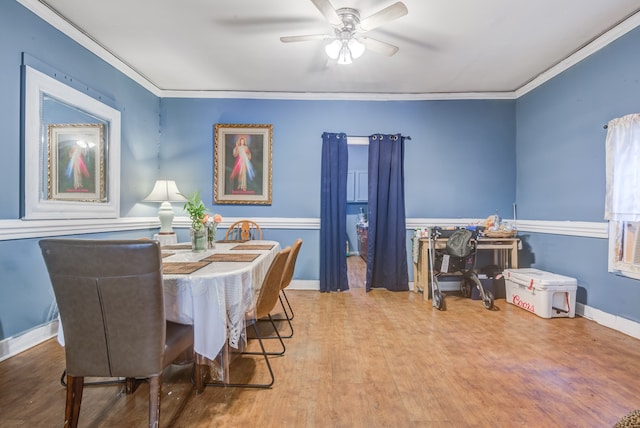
[{"x1": 605, "y1": 113, "x2": 640, "y2": 221}]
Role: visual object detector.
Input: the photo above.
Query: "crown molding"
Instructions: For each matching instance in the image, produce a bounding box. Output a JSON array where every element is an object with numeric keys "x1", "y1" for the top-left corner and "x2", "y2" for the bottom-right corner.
[
  {"x1": 515, "y1": 10, "x2": 640, "y2": 98},
  {"x1": 17, "y1": 0, "x2": 162, "y2": 97},
  {"x1": 19, "y1": 0, "x2": 639, "y2": 102},
  {"x1": 158, "y1": 90, "x2": 518, "y2": 101}
]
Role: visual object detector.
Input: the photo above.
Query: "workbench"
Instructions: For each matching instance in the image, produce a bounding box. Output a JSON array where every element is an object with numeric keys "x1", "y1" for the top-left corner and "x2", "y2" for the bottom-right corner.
[{"x1": 413, "y1": 236, "x2": 521, "y2": 301}]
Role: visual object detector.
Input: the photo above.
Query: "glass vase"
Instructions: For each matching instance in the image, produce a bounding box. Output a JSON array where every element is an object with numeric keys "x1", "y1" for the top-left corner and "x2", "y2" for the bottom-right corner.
[{"x1": 190, "y1": 227, "x2": 207, "y2": 252}]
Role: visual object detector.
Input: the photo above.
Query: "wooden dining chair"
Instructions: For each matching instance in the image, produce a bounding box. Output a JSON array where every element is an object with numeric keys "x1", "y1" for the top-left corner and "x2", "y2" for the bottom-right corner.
[
  {"x1": 39, "y1": 238, "x2": 200, "y2": 428},
  {"x1": 268, "y1": 238, "x2": 303, "y2": 339},
  {"x1": 225, "y1": 219, "x2": 263, "y2": 241},
  {"x1": 208, "y1": 246, "x2": 290, "y2": 389}
]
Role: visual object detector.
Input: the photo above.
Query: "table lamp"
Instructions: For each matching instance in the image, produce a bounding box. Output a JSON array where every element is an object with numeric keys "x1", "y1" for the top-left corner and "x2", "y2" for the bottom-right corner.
[{"x1": 143, "y1": 180, "x2": 187, "y2": 235}]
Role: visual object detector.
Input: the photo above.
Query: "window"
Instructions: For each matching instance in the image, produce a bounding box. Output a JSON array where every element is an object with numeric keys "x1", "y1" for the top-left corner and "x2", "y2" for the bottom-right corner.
[
  {"x1": 605, "y1": 113, "x2": 640, "y2": 279},
  {"x1": 609, "y1": 221, "x2": 640, "y2": 279}
]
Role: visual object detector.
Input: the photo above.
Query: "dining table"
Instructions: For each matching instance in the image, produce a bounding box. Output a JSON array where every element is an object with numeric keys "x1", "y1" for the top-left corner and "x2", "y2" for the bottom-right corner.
[
  {"x1": 54, "y1": 239, "x2": 280, "y2": 389},
  {"x1": 160, "y1": 239, "x2": 280, "y2": 385}
]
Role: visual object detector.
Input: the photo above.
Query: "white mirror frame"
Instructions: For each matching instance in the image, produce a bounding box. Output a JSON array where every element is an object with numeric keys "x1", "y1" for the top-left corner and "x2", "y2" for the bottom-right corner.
[{"x1": 23, "y1": 65, "x2": 121, "y2": 219}]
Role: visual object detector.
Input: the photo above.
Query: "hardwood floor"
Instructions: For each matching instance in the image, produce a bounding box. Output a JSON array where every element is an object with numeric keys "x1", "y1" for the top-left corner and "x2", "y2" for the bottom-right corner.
[
  {"x1": 347, "y1": 254, "x2": 366, "y2": 288},
  {"x1": 2, "y1": 280, "x2": 640, "y2": 427}
]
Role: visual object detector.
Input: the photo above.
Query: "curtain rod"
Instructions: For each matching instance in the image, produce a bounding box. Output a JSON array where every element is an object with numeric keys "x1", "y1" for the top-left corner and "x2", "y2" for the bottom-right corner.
[{"x1": 347, "y1": 135, "x2": 412, "y2": 140}]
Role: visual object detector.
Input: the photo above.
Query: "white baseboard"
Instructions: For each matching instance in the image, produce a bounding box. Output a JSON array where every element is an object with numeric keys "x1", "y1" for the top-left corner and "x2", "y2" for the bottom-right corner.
[
  {"x1": 0, "y1": 319, "x2": 59, "y2": 362},
  {"x1": 288, "y1": 280, "x2": 319, "y2": 290},
  {"x1": 576, "y1": 303, "x2": 640, "y2": 340},
  {"x1": 290, "y1": 280, "x2": 460, "y2": 292}
]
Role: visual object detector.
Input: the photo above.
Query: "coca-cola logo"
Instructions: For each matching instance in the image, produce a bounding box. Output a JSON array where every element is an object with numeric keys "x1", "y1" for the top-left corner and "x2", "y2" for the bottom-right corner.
[{"x1": 513, "y1": 295, "x2": 535, "y2": 312}]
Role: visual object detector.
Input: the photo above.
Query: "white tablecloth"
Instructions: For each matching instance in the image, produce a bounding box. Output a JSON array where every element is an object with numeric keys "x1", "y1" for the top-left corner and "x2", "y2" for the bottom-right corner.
[
  {"x1": 162, "y1": 240, "x2": 280, "y2": 361},
  {"x1": 57, "y1": 240, "x2": 280, "y2": 364}
]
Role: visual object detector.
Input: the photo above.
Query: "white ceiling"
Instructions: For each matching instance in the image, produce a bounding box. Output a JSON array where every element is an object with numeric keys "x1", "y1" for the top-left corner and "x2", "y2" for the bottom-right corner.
[{"x1": 23, "y1": 0, "x2": 640, "y2": 98}]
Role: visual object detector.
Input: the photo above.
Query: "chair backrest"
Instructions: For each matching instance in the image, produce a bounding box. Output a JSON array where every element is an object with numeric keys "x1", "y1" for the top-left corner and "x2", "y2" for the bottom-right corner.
[
  {"x1": 39, "y1": 239, "x2": 166, "y2": 378},
  {"x1": 281, "y1": 238, "x2": 303, "y2": 290},
  {"x1": 225, "y1": 220, "x2": 263, "y2": 241},
  {"x1": 254, "y1": 247, "x2": 291, "y2": 320}
]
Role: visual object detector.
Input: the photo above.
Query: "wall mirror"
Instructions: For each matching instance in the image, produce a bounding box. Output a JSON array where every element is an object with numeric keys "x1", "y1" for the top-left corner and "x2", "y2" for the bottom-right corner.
[{"x1": 22, "y1": 65, "x2": 121, "y2": 219}]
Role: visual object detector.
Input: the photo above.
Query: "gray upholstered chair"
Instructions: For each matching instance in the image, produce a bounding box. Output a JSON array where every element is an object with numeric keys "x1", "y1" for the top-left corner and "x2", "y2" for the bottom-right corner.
[
  {"x1": 39, "y1": 238, "x2": 199, "y2": 428},
  {"x1": 225, "y1": 219, "x2": 263, "y2": 241}
]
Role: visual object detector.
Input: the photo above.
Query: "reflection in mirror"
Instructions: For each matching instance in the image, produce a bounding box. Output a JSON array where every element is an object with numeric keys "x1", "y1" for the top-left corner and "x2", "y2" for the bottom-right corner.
[{"x1": 22, "y1": 65, "x2": 120, "y2": 219}]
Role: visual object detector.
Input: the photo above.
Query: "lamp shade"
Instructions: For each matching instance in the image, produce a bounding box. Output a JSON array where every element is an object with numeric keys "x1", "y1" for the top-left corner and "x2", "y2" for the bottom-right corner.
[
  {"x1": 348, "y1": 38, "x2": 365, "y2": 59},
  {"x1": 143, "y1": 180, "x2": 186, "y2": 234},
  {"x1": 325, "y1": 39, "x2": 342, "y2": 59},
  {"x1": 143, "y1": 180, "x2": 187, "y2": 203},
  {"x1": 326, "y1": 37, "x2": 365, "y2": 65}
]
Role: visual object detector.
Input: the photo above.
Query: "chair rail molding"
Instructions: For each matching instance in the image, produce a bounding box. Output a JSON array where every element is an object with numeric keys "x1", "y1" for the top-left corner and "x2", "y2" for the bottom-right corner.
[
  {"x1": 0, "y1": 218, "x2": 607, "y2": 241},
  {"x1": 407, "y1": 219, "x2": 608, "y2": 239}
]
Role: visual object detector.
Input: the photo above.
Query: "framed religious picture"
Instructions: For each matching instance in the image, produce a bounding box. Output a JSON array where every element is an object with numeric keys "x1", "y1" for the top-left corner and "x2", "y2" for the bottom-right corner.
[
  {"x1": 47, "y1": 123, "x2": 105, "y2": 202},
  {"x1": 214, "y1": 123, "x2": 272, "y2": 205}
]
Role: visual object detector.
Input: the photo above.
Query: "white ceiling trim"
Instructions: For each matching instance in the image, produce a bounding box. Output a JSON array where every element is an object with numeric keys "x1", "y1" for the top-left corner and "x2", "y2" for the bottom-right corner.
[
  {"x1": 515, "y1": 9, "x2": 640, "y2": 98},
  {"x1": 159, "y1": 89, "x2": 517, "y2": 101},
  {"x1": 17, "y1": 0, "x2": 640, "y2": 102},
  {"x1": 17, "y1": 0, "x2": 162, "y2": 96}
]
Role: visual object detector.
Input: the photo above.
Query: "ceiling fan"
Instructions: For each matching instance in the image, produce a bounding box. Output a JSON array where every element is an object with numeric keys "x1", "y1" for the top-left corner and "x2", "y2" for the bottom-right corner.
[{"x1": 280, "y1": 0, "x2": 408, "y2": 64}]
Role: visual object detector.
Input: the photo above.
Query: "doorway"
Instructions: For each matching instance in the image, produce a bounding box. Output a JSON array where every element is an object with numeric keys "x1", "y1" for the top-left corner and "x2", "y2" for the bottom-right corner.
[{"x1": 346, "y1": 141, "x2": 368, "y2": 288}]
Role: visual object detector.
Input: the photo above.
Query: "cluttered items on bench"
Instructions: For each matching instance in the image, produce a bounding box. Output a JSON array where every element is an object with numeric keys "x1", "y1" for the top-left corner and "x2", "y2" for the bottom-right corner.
[{"x1": 480, "y1": 212, "x2": 517, "y2": 238}]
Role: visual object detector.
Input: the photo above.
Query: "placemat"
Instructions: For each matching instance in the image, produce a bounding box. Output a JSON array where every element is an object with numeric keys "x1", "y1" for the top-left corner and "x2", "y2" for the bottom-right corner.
[
  {"x1": 230, "y1": 244, "x2": 275, "y2": 251},
  {"x1": 161, "y1": 252, "x2": 174, "y2": 258},
  {"x1": 203, "y1": 253, "x2": 261, "y2": 262},
  {"x1": 163, "y1": 244, "x2": 192, "y2": 250},
  {"x1": 216, "y1": 239, "x2": 249, "y2": 243},
  {"x1": 162, "y1": 261, "x2": 210, "y2": 274}
]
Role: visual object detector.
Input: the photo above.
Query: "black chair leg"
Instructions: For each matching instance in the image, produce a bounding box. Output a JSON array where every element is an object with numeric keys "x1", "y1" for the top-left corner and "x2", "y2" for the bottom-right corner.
[
  {"x1": 245, "y1": 314, "x2": 286, "y2": 356},
  {"x1": 281, "y1": 290, "x2": 294, "y2": 320},
  {"x1": 265, "y1": 292, "x2": 294, "y2": 338},
  {"x1": 205, "y1": 321, "x2": 275, "y2": 389}
]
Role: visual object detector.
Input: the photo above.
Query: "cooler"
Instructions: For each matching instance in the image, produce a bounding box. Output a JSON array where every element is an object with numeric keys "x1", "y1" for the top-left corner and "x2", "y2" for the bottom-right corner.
[{"x1": 503, "y1": 268, "x2": 577, "y2": 318}]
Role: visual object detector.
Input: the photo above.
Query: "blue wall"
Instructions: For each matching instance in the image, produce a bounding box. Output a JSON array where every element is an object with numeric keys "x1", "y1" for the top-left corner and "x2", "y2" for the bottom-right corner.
[
  {"x1": 0, "y1": 2, "x2": 161, "y2": 340},
  {"x1": 158, "y1": 98, "x2": 516, "y2": 219},
  {"x1": 2, "y1": 0, "x2": 639, "y2": 343},
  {"x1": 516, "y1": 26, "x2": 640, "y2": 319}
]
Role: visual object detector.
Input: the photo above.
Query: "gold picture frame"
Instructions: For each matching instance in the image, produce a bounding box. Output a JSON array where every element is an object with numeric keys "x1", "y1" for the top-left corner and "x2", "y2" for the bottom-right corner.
[
  {"x1": 214, "y1": 124, "x2": 272, "y2": 205},
  {"x1": 47, "y1": 123, "x2": 105, "y2": 202}
]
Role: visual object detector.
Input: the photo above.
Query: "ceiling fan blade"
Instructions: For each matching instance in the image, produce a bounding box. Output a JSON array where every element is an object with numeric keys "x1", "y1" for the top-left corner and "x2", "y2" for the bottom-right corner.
[
  {"x1": 360, "y1": 37, "x2": 399, "y2": 56},
  {"x1": 358, "y1": 2, "x2": 408, "y2": 32},
  {"x1": 310, "y1": 0, "x2": 342, "y2": 27},
  {"x1": 280, "y1": 34, "x2": 330, "y2": 43}
]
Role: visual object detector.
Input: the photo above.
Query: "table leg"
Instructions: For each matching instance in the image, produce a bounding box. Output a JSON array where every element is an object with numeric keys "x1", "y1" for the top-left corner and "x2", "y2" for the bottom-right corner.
[{"x1": 422, "y1": 243, "x2": 431, "y2": 302}]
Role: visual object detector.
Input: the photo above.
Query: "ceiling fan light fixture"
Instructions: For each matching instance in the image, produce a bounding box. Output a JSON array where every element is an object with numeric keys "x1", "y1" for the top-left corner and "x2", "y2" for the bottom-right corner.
[
  {"x1": 337, "y1": 40, "x2": 353, "y2": 65},
  {"x1": 348, "y1": 38, "x2": 365, "y2": 59},
  {"x1": 324, "y1": 39, "x2": 342, "y2": 59}
]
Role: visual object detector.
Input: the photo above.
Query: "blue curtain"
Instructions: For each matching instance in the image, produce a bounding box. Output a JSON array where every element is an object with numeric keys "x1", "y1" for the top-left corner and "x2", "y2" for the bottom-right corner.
[
  {"x1": 320, "y1": 132, "x2": 349, "y2": 292},
  {"x1": 366, "y1": 134, "x2": 409, "y2": 291}
]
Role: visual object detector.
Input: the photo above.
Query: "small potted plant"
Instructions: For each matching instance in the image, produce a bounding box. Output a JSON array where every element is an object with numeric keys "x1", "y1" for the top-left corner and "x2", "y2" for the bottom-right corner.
[{"x1": 183, "y1": 191, "x2": 207, "y2": 252}]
